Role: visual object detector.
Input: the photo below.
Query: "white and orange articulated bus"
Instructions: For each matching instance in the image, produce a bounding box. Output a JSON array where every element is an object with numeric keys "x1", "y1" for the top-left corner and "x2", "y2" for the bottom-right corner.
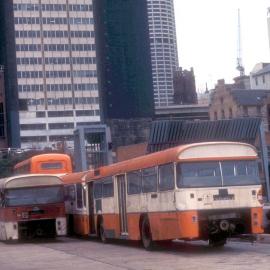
[
  {"x1": 0, "y1": 174, "x2": 66, "y2": 241},
  {"x1": 63, "y1": 142, "x2": 264, "y2": 249}
]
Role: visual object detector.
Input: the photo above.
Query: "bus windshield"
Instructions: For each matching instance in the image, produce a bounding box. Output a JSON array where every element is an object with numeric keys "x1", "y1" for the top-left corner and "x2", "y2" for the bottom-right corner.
[
  {"x1": 40, "y1": 162, "x2": 64, "y2": 170},
  {"x1": 176, "y1": 160, "x2": 260, "y2": 188},
  {"x1": 5, "y1": 186, "x2": 64, "y2": 207}
]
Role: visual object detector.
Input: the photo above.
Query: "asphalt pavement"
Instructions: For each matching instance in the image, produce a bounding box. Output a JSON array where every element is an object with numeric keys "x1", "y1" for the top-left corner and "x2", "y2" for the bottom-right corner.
[{"x1": 0, "y1": 237, "x2": 270, "y2": 270}]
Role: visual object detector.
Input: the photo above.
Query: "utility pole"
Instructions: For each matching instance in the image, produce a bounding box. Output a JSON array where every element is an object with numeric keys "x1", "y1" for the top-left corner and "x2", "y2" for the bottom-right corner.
[{"x1": 236, "y1": 9, "x2": 245, "y2": 76}]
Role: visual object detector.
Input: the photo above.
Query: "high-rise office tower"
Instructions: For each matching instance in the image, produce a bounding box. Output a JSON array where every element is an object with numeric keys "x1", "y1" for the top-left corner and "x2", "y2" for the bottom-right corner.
[
  {"x1": 93, "y1": 0, "x2": 154, "y2": 120},
  {"x1": 147, "y1": 0, "x2": 179, "y2": 107},
  {"x1": 0, "y1": 0, "x2": 100, "y2": 149}
]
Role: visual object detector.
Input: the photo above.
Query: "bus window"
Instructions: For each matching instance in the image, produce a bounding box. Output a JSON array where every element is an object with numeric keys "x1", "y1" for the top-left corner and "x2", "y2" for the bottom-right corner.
[
  {"x1": 5, "y1": 186, "x2": 64, "y2": 206},
  {"x1": 41, "y1": 162, "x2": 63, "y2": 170},
  {"x1": 93, "y1": 182, "x2": 102, "y2": 199},
  {"x1": 0, "y1": 191, "x2": 4, "y2": 207},
  {"x1": 64, "y1": 185, "x2": 75, "y2": 201},
  {"x1": 102, "y1": 178, "x2": 114, "y2": 197},
  {"x1": 82, "y1": 186, "x2": 86, "y2": 207},
  {"x1": 221, "y1": 160, "x2": 260, "y2": 186},
  {"x1": 177, "y1": 162, "x2": 221, "y2": 188},
  {"x1": 142, "y1": 167, "x2": 157, "y2": 193},
  {"x1": 76, "y1": 183, "x2": 83, "y2": 208},
  {"x1": 127, "y1": 171, "x2": 142, "y2": 195},
  {"x1": 159, "y1": 163, "x2": 175, "y2": 191}
]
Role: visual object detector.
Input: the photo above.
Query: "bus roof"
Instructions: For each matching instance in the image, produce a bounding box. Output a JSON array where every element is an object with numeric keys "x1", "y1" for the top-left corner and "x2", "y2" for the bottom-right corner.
[
  {"x1": 14, "y1": 153, "x2": 71, "y2": 170},
  {"x1": 85, "y1": 141, "x2": 257, "y2": 181},
  {"x1": 0, "y1": 174, "x2": 63, "y2": 189},
  {"x1": 60, "y1": 171, "x2": 93, "y2": 185}
]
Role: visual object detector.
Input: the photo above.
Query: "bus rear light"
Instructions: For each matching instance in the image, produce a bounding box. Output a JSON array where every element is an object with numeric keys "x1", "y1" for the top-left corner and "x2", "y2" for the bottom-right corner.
[{"x1": 257, "y1": 189, "x2": 263, "y2": 205}]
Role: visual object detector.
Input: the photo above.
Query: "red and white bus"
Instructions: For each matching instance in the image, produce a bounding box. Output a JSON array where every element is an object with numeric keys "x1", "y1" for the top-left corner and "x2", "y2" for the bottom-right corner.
[
  {"x1": 62, "y1": 142, "x2": 264, "y2": 248},
  {"x1": 0, "y1": 174, "x2": 66, "y2": 240},
  {"x1": 14, "y1": 153, "x2": 72, "y2": 175}
]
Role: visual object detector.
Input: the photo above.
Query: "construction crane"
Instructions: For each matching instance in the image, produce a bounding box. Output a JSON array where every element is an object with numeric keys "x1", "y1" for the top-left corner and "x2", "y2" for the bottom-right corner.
[{"x1": 236, "y1": 8, "x2": 245, "y2": 76}]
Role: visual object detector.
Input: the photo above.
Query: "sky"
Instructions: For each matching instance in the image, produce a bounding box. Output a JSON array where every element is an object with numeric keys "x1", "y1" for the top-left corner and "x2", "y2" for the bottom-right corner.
[{"x1": 174, "y1": 0, "x2": 270, "y2": 92}]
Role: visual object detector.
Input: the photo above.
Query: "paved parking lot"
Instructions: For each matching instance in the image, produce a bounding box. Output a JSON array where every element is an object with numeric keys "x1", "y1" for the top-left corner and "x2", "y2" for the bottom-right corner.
[{"x1": 0, "y1": 237, "x2": 270, "y2": 270}]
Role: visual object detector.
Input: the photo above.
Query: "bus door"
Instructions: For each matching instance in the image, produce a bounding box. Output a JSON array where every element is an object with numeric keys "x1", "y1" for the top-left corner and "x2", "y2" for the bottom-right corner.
[
  {"x1": 116, "y1": 175, "x2": 128, "y2": 235},
  {"x1": 88, "y1": 182, "x2": 96, "y2": 234}
]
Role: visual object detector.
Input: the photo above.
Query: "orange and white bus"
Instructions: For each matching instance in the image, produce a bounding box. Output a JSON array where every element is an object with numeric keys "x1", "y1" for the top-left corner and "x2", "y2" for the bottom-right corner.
[
  {"x1": 62, "y1": 171, "x2": 91, "y2": 236},
  {"x1": 0, "y1": 174, "x2": 66, "y2": 240},
  {"x1": 14, "y1": 153, "x2": 72, "y2": 175},
  {"x1": 63, "y1": 142, "x2": 264, "y2": 249}
]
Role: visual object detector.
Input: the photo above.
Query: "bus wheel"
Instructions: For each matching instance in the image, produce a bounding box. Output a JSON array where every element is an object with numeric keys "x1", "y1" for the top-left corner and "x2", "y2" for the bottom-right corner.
[
  {"x1": 99, "y1": 220, "x2": 107, "y2": 244},
  {"x1": 141, "y1": 217, "x2": 155, "y2": 250}
]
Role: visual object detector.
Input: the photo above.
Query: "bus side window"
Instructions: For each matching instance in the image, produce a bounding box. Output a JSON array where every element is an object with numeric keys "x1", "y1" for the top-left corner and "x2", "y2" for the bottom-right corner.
[
  {"x1": 142, "y1": 167, "x2": 157, "y2": 193},
  {"x1": 127, "y1": 170, "x2": 142, "y2": 195},
  {"x1": 64, "y1": 185, "x2": 75, "y2": 201},
  {"x1": 82, "y1": 185, "x2": 86, "y2": 207},
  {"x1": 0, "y1": 191, "x2": 4, "y2": 207},
  {"x1": 102, "y1": 178, "x2": 114, "y2": 197},
  {"x1": 93, "y1": 182, "x2": 102, "y2": 199},
  {"x1": 159, "y1": 163, "x2": 175, "y2": 191},
  {"x1": 76, "y1": 183, "x2": 83, "y2": 209}
]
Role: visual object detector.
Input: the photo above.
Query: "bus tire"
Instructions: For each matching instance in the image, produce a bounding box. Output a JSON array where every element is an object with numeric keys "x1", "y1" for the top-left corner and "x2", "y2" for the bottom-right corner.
[
  {"x1": 99, "y1": 220, "x2": 107, "y2": 244},
  {"x1": 141, "y1": 217, "x2": 155, "y2": 250}
]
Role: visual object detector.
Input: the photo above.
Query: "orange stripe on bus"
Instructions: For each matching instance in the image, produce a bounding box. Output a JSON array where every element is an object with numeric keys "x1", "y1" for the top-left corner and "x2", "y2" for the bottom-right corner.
[{"x1": 251, "y1": 207, "x2": 264, "y2": 234}]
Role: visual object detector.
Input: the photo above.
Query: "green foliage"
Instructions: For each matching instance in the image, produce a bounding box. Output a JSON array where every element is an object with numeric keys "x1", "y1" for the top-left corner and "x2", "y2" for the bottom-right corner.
[{"x1": 0, "y1": 155, "x2": 20, "y2": 178}]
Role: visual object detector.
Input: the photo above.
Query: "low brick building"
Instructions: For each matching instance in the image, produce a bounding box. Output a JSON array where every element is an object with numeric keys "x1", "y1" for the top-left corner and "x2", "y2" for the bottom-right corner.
[{"x1": 209, "y1": 79, "x2": 270, "y2": 131}]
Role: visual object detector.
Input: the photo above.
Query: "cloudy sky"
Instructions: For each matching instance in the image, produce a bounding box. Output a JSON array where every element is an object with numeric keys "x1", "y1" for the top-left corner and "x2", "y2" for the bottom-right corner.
[{"x1": 174, "y1": 0, "x2": 270, "y2": 92}]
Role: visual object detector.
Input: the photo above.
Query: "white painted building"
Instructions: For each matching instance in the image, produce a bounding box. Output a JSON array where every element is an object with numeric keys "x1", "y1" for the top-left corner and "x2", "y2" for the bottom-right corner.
[
  {"x1": 147, "y1": 0, "x2": 179, "y2": 108},
  {"x1": 250, "y1": 63, "x2": 270, "y2": 90},
  {"x1": 13, "y1": 0, "x2": 100, "y2": 149}
]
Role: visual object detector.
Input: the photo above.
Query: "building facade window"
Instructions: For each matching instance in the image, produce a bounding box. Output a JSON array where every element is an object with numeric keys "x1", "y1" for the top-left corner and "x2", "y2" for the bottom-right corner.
[
  {"x1": 257, "y1": 105, "x2": 261, "y2": 116},
  {"x1": 220, "y1": 97, "x2": 224, "y2": 104},
  {"x1": 229, "y1": 108, "x2": 233, "y2": 119},
  {"x1": 243, "y1": 106, "x2": 248, "y2": 117},
  {"x1": 221, "y1": 109, "x2": 225, "y2": 119}
]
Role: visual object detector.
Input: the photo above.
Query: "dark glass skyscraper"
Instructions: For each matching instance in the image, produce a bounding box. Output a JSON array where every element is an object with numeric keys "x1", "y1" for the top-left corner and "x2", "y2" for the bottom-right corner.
[
  {"x1": 93, "y1": 0, "x2": 154, "y2": 120},
  {"x1": 0, "y1": 1, "x2": 20, "y2": 148}
]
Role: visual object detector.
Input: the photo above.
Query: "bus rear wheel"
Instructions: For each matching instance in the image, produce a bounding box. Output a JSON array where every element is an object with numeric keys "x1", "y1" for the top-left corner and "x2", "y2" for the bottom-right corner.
[{"x1": 141, "y1": 217, "x2": 155, "y2": 250}]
